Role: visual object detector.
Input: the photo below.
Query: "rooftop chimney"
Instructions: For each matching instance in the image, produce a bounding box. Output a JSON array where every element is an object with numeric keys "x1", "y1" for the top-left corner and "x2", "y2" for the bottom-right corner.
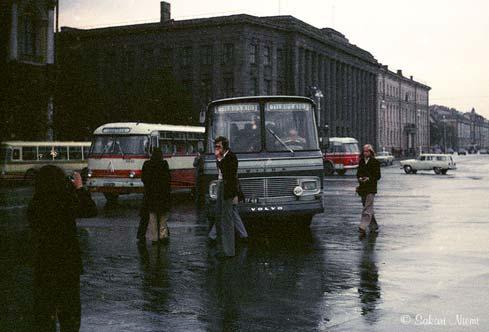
[
  {"x1": 410, "y1": 75, "x2": 413, "y2": 80},
  {"x1": 397, "y1": 69, "x2": 403, "y2": 76},
  {"x1": 160, "y1": 1, "x2": 171, "y2": 23}
]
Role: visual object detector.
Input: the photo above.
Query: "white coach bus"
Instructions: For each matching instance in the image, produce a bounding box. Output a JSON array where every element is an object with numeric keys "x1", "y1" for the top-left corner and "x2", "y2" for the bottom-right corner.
[{"x1": 86, "y1": 122, "x2": 204, "y2": 201}]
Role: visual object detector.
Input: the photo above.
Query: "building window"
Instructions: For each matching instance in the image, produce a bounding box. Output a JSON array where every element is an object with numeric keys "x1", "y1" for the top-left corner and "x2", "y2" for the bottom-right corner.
[
  {"x1": 277, "y1": 48, "x2": 285, "y2": 75},
  {"x1": 200, "y1": 45, "x2": 213, "y2": 65},
  {"x1": 21, "y1": 13, "x2": 38, "y2": 57},
  {"x1": 263, "y1": 46, "x2": 271, "y2": 66},
  {"x1": 222, "y1": 43, "x2": 234, "y2": 64},
  {"x1": 249, "y1": 44, "x2": 257, "y2": 64},
  {"x1": 223, "y1": 76, "x2": 234, "y2": 98},
  {"x1": 264, "y1": 79, "x2": 272, "y2": 95},
  {"x1": 161, "y1": 48, "x2": 172, "y2": 66},
  {"x1": 181, "y1": 47, "x2": 193, "y2": 67},
  {"x1": 250, "y1": 78, "x2": 258, "y2": 95},
  {"x1": 200, "y1": 78, "x2": 212, "y2": 103},
  {"x1": 277, "y1": 80, "x2": 285, "y2": 95}
]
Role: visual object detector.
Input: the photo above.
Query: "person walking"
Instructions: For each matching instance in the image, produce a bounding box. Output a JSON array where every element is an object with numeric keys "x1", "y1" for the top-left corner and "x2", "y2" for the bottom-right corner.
[
  {"x1": 28, "y1": 166, "x2": 97, "y2": 332},
  {"x1": 142, "y1": 147, "x2": 172, "y2": 244},
  {"x1": 356, "y1": 144, "x2": 381, "y2": 236},
  {"x1": 213, "y1": 136, "x2": 248, "y2": 258}
]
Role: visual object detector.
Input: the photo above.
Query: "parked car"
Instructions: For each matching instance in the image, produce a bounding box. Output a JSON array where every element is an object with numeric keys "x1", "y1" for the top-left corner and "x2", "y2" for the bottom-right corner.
[
  {"x1": 446, "y1": 148, "x2": 454, "y2": 154},
  {"x1": 376, "y1": 151, "x2": 394, "y2": 166},
  {"x1": 400, "y1": 154, "x2": 456, "y2": 175},
  {"x1": 458, "y1": 148, "x2": 467, "y2": 155},
  {"x1": 479, "y1": 149, "x2": 488, "y2": 154}
]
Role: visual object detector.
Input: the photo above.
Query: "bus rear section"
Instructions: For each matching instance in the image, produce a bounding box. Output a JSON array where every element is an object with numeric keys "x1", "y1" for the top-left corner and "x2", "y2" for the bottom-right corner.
[
  {"x1": 201, "y1": 96, "x2": 324, "y2": 226},
  {"x1": 323, "y1": 137, "x2": 360, "y2": 175}
]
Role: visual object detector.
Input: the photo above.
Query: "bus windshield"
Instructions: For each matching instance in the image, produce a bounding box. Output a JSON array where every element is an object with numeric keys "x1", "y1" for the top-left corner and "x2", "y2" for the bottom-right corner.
[
  {"x1": 327, "y1": 142, "x2": 359, "y2": 153},
  {"x1": 264, "y1": 102, "x2": 318, "y2": 151},
  {"x1": 89, "y1": 135, "x2": 150, "y2": 156},
  {"x1": 209, "y1": 101, "x2": 318, "y2": 152}
]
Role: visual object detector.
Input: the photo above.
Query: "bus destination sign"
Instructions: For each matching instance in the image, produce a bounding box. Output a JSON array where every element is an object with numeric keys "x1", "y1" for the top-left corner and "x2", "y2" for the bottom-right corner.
[
  {"x1": 216, "y1": 104, "x2": 259, "y2": 113},
  {"x1": 266, "y1": 103, "x2": 311, "y2": 111}
]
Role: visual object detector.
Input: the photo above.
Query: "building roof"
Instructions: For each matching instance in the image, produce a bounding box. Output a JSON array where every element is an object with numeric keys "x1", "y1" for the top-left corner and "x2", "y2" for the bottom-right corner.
[{"x1": 59, "y1": 14, "x2": 377, "y2": 64}]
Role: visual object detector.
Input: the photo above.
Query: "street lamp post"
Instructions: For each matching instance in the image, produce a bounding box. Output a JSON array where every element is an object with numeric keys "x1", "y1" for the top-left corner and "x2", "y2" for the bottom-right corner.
[
  {"x1": 417, "y1": 109, "x2": 421, "y2": 155},
  {"x1": 443, "y1": 115, "x2": 447, "y2": 153}
]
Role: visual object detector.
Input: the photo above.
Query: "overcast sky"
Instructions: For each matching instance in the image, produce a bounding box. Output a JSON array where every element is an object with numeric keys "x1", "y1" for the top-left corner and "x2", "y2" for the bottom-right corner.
[{"x1": 59, "y1": 0, "x2": 489, "y2": 118}]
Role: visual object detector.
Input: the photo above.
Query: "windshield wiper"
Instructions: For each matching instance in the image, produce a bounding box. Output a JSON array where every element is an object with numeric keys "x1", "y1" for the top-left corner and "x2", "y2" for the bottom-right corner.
[
  {"x1": 266, "y1": 127, "x2": 294, "y2": 153},
  {"x1": 115, "y1": 141, "x2": 125, "y2": 158}
]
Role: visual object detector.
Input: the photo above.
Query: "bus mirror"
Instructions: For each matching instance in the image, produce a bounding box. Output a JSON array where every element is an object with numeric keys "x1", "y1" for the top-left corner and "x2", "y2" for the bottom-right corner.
[{"x1": 199, "y1": 110, "x2": 206, "y2": 124}]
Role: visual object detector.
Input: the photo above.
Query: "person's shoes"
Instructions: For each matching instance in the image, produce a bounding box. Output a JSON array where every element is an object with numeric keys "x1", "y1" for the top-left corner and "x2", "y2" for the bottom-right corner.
[
  {"x1": 237, "y1": 237, "x2": 249, "y2": 244},
  {"x1": 370, "y1": 225, "x2": 380, "y2": 233},
  {"x1": 215, "y1": 252, "x2": 234, "y2": 260},
  {"x1": 207, "y1": 238, "x2": 217, "y2": 247},
  {"x1": 358, "y1": 227, "x2": 367, "y2": 239}
]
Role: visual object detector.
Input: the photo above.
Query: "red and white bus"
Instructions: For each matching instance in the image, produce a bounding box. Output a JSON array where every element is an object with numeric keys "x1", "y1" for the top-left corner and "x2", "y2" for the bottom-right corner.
[
  {"x1": 323, "y1": 137, "x2": 360, "y2": 175},
  {"x1": 86, "y1": 122, "x2": 204, "y2": 201}
]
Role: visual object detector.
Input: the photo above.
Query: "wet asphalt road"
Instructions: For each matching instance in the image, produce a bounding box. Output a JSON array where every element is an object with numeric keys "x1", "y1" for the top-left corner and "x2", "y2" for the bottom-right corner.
[{"x1": 1, "y1": 154, "x2": 489, "y2": 331}]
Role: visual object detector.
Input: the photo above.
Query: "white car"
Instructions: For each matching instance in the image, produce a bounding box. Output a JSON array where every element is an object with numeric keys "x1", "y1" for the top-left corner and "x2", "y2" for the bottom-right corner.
[
  {"x1": 376, "y1": 151, "x2": 394, "y2": 166},
  {"x1": 400, "y1": 154, "x2": 456, "y2": 175}
]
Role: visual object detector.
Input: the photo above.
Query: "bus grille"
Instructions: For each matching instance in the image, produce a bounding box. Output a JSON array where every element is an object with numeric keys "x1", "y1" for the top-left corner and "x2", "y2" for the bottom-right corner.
[{"x1": 239, "y1": 178, "x2": 299, "y2": 199}]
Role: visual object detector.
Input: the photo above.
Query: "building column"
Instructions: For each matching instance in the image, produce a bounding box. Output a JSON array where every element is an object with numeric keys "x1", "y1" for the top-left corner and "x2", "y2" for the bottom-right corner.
[
  {"x1": 351, "y1": 67, "x2": 357, "y2": 138},
  {"x1": 324, "y1": 56, "x2": 331, "y2": 130},
  {"x1": 331, "y1": 60, "x2": 337, "y2": 135},
  {"x1": 9, "y1": 2, "x2": 18, "y2": 60},
  {"x1": 299, "y1": 47, "x2": 305, "y2": 95},
  {"x1": 47, "y1": 7, "x2": 55, "y2": 64}
]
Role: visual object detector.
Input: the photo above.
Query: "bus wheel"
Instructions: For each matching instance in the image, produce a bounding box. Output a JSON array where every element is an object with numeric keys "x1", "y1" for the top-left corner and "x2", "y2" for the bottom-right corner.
[
  {"x1": 24, "y1": 169, "x2": 37, "y2": 183},
  {"x1": 403, "y1": 165, "x2": 412, "y2": 174},
  {"x1": 323, "y1": 161, "x2": 334, "y2": 175},
  {"x1": 104, "y1": 193, "x2": 119, "y2": 203},
  {"x1": 336, "y1": 169, "x2": 346, "y2": 176},
  {"x1": 433, "y1": 167, "x2": 442, "y2": 175}
]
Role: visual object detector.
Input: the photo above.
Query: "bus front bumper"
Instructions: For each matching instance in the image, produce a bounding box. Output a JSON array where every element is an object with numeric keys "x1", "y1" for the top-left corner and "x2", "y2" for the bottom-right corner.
[
  {"x1": 87, "y1": 177, "x2": 143, "y2": 194},
  {"x1": 207, "y1": 196, "x2": 324, "y2": 219}
]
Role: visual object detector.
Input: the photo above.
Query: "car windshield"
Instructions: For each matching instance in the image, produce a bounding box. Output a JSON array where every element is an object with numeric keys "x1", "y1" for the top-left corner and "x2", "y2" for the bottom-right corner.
[
  {"x1": 89, "y1": 135, "x2": 150, "y2": 156},
  {"x1": 327, "y1": 142, "x2": 359, "y2": 153},
  {"x1": 378, "y1": 152, "x2": 389, "y2": 156}
]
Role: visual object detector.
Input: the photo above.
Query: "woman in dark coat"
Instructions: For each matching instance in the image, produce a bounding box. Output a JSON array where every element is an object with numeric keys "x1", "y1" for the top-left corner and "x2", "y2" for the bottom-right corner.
[
  {"x1": 142, "y1": 147, "x2": 171, "y2": 243},
  {"x1": 28, "y1": 165, "x2": 97, "y2": 331}
]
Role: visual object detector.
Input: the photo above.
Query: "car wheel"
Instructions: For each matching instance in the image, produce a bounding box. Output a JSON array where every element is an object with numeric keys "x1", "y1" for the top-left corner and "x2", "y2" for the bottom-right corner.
[
  {"x1": 336, "y1": 169, "x2": 346, "y2": 176},
  {"x1": 323, "y1": 161, "x2": 334, "y2": 175},
  {"x1": 403, "y1": 165, "x2": 412, "y2": 174},
  {"x1": 433, "y1": 167, "x2": 442, "y2": 175},
  {"x1": 441, "y1": 169, "x2": 448, "y2": 175}
]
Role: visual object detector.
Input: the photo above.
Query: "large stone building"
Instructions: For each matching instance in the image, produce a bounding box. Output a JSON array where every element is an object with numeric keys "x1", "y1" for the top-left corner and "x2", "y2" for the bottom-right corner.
[
  {"x1": 377, "y1": 66, "x2": 430, "y2": 156},
  {"x1": 0, "y1": 0, "x2": 56, "y2": 141},
  {"x1": 57, "y1": 1, "x2": 380, "y2": 144}
]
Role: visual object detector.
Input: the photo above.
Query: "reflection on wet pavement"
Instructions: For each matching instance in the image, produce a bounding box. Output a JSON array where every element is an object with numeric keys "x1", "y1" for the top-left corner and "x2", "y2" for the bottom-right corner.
[{"x1": 1, "y1": 155, "x2": 488, "y2": 331}]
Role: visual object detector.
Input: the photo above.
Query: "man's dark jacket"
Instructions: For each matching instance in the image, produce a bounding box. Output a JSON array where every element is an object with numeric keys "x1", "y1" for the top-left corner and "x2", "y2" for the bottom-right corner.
[
  {"x1": 217, "y1": 150, "x2": 239, "y2": 200},
  {"x1": 142, "y1": 158, "x2": 171, "y2": 213},
  {"x1": 356, "y1": 156, "x2": 381, "y2": 194}
]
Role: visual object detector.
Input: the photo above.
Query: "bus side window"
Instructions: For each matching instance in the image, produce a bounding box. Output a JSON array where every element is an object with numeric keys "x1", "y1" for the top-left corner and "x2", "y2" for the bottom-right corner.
[
  {"x1": 69, "y1": 147, "x2": 83, "y2": 160},
  {"x1": 12, "y1": 148, "x2": 21, "y2": 161},
  {"x1": 83, "y1": 146, "x2": 90, "y2": 159},
  {"x1": 38, "y1": 147, "x2": 52, "y2": 160},
  {"x1": 22, "y1": 147, "x2": 37, "y2": 160},
  {"x1": 53, "y1": 146, "x2": 68, "y2": 160},
  {"x1": 159, "y1": 140, "x2": 172, "y2": 154},
  {"x1": 175, "y1": 141, "x2": 186, "y2": 155}
]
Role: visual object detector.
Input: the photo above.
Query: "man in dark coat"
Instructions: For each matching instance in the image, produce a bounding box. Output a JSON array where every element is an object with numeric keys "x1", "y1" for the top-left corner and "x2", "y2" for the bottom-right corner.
[
  {"x1": 213, "y1": 136, "x2": 248, "y2": 257},
  {"x1": 141, "y1": 147, "x2": 171, "y2": 243},
  {"x1": 28, "y1": 166, "x2": 97, "y2": 332},
  {"x1": 356, "y1": 144, "x2": 381, "y2": 235}
]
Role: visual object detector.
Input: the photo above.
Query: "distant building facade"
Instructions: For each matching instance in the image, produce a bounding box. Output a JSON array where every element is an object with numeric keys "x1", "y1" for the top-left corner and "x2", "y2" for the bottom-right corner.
[
  {"x1": 377, "y1": 66, "x2": 430, "y2": 156},
  {"x1": 57, "y1": 1, "x2": 380, "y2": 144},
  {"x1": 0, "y1": 0, "x2": 56, "y2": 141},
  {"x1": 430, "y1": 105, "x2": 489, "y2": 151}
]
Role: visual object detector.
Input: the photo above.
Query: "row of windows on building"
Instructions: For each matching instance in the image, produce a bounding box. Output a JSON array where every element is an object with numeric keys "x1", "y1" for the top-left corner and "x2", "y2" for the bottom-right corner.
[{"x1": 380, "y1": 82, "x2": 428, "y2": 104}]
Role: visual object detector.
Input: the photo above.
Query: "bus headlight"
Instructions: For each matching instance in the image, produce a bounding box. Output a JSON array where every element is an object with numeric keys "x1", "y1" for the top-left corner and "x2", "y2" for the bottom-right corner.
[
  {"x1": 293, "y1": 186, "x2": 304, "y2": 197},
  {"x1": 87, "y1": 170, "x2": 93, "y2": 178},
  {"x1": 209, "y1": 181, "x2": 218, "y2": 199},
  {"x1": 129, "y1": 171, "x2": 136, "y2": 178},
  {"x1": 301, "y1": 180, "x2": 318, "y2": 191}
]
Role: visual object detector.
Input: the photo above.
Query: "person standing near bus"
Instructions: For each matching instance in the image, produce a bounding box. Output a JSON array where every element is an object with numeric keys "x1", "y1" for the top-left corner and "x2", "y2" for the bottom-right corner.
[
  {"x1": 356, "y1": 144, "x2": 381, "y2": 236},
  {"x1": 28, "y1": 166, "x2": 97, "y2": 331},
  {"x1": 213, "y1": 136, "x2": 247, "y2": 258},
  {"x1": 142, "y1": 147, "x2": 172, "y2": 243}
]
